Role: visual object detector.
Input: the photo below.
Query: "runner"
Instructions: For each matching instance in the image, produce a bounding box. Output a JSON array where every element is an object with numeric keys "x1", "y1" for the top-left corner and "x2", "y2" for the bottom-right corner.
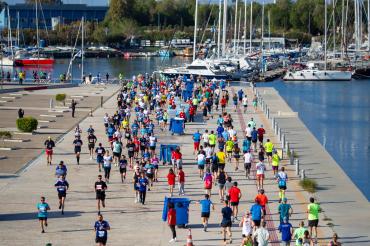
[
  {"x1": 242, "y1": 95, "x2": 248, "y2": 113},
  {"x1": 44, "y1": 136, "x2": 55, "y2": 165},
  {"x1": 138, "y1": 171, "x2": 149, "y2": 205},
  {"x1": 167, "y1": 202, "x2": 177, "y2": 243},
  {"x1": 250, "y1": 198, "x2": 264, "y2": 228},
  {"x1": 251, "y1": 127, "x2": 258, "y2": 152},
  {"x1": 94, "y1": 214, "x2": 110, "y2": 246},
  {"x1": 151, "y1": 154, "x2": 160, "y2": 182},
  {"x1": 198, "y1": 194, "x2": 215, "y2": 232},
  {"x1": 177, "y1": 166, "x2": 185, "y2": 196},
  {"x1": 167, "y1": 168, "x2": 176, "y2": 197},
  {"x1": 255, "y1": 189, "x2": 269, "y2": 216},
  {"x1": 257, "y1": 125, "x2": 266, "y2": 144},
  {"x1": 208, "y1": 130, "x2": 217, "y2": 151},
  {"x1": 256, "y1": 160, "x2": 266, "y2": 190},
  {"x1": 95, "y1": 143, "x2": 106, "y2": 172},
  {"x1": 103, "y1": 150, "x2": 113, "y2": 183},
  {"x1": 221, "y1": 200, "x2": 233, "y2": 244},
  {"x1": 94, "y1": 175, "x2": 107, "y2": 214},
  {"x1": 54, "y1": 175, "x2": 69, "y2": 215},
  {"x1": 73, "y1": 136, "x2": 83, "y2": 165},
  {"x1": 228, "y1": 181, "x2": 242, "y2": 221},
  {"x1": 252, "y1": 221, "x2": 270, "y2": 246},
  {"x1": 148, "y1": 133, "x2": 157, "y2": 156},
  {"x1": 119, "y1": 155, "x2": 128, "y2": 183},
  {"x1": 307, "y1": 197, "x2": 321, "y2": 241},
  {"x1": 277, "y1": 167, "x2": 288, "y2": 202},
  {"x1": 278, "y1": 198, "x2": 293, "y2": 224},
  {"x1": 126, "y1": 139, "x2": 135, "y2": 168},
  {"x1": 243, "y1": 150, "x2": 253, "y2": 179},
  {"x1": 36, "y1": 196, "x2": 50, "y2": 233},
  {"x1": 239, "y1": 212, "x2": 252, "y2": 241},
  {"x1": 192, "y1": 130, "x2": 202, "y2": 154},
  {"x1": 197, "y1": 149, "x2": 206, "y2": 178},
  {"x1": 252, "y1": 95, "x2": 258, "y2": 113},
  {"x1": 203, "y1": 169, "x2": 213, "y2": 197},
  {"x1": 232, "y1": 143, "x2": 241, "y2": 171},
  {"x1": 272, "y1": 150, "x2": 280, "y2": 176},
  {"x1": 328, "y1": 233, "x2": 342, "y2": 246},
  {"x1": 133, "y1": 167, "x2": 141, "y2": 203},
  {"x1": 216, "y1": 148, "x2": 226, "y2": 171},
  {"x1": 225, "y1": 138, "x2": 234, "y2": 162},
  {"x1": 88, "y1": 131, "x2": 98, "y2": 160},
  {"x1": 279, "y1": 217, "x2": 293, "y2": 246},
  {"x1": 264, "y1": 139, "x2": 274, "y2": 165},
  {"x1": 217, "y1": 169, "x2": 227, "y2": 202},
  {"x1": 144, "y1": 161, "x2": 154, "y2": 190},
  {"x1": 232, "y1": 93, "x2": 238, "y2": 111},
  {"x1": 293, "y1": 221, "x2": 307, "y2": 246},
  {"x1": 112, "y1": 139, "x2": 122, "y2": 166}
]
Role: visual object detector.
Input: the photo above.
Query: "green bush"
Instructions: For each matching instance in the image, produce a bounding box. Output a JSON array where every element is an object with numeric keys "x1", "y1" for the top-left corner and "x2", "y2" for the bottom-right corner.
[
  {"x1": 299, "y1": 178, "x2": 318, "y2": 193},
  {"x1": 0, "y1": 131, "x2": 12, "y2": 139},
  {"x1": 16, "y1": 117, "x2": 38, "y2": 132},
  {"x1": 55, "y1": 93, "x2": 66, "y2": 102}
]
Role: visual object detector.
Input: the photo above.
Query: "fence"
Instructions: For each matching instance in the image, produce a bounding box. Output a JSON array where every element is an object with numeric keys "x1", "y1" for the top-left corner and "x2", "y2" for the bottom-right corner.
[{"x1": 253, "y1": 85, "x2": 306, "y2": 180}]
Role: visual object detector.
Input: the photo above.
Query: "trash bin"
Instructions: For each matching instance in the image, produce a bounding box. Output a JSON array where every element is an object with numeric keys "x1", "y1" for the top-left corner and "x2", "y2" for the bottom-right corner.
[
  {"x1": 169, "y1": 118, "x2": 185, "y2": 135},
  {"x1": 162, "y1": 197, "x2": 191, "y2": 227}
]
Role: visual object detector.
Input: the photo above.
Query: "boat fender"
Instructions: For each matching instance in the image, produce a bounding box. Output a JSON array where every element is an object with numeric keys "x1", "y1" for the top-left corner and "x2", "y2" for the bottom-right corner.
[
  {"x1": 324, "y1": 72, "x2": 327, "y2": 75},
  {"x1": 289, "y1": 73, "x2": 292, "y2": 76},
  {"x1": 300, "y1": 73, "x2": 303, "y2": 76},
  {"x1": 312, "y1": 72, "x2": 315, "y2": 76}
]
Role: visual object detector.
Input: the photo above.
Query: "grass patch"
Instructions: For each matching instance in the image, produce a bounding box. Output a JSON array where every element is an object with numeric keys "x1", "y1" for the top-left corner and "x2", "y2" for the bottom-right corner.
[
  {"x1": 327, "y1": 222, "x2": 334, "y2": 228},
  {"x1": 323, "y1": 216, "x2": 332, "y2": 221},
  {"x1": 299, "y1": 178, "x2": 318, "y2": 193}
]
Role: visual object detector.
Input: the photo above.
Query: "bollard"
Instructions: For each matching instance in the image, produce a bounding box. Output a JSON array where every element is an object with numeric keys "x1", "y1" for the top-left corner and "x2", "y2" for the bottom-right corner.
[
  {"x1": 290, "y1": 149, "x2": 294, "y2": 165},
  {"x1": 100, "y1": 96, "x2": 103, "y2": 108},
  {"x1": 267, "y1": 108, "x2": 270, "y2": 119},
  {"x1": 295, "y1": 158, "x2": 299, "y2": 176},
  {"x1": 90, "y1": 108, "x2": 93, "y2": 117},
  {"x1": 278, "y1": 127, "x2": 282, "y2": 141},
  {"x1": 285, "y1": 141, "x2": 290, "y2": 153},
  {"x1": 300, "y1": 169, "x2": 306, "y2": 180},
  {"x1": 281, "y1": 134, "x2": 285, "y2": 149},
  {"x1": 271, "y1": 117, "x2": 275, "y2": 127},
  {"x1": 275, "y1": 123, "x2": 278, "y2": 136}
]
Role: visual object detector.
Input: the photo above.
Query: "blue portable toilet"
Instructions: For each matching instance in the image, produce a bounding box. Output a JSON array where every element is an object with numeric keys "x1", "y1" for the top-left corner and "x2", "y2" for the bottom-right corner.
[
  {"x1": 169, "y1": 118, "x2": 184, "y2": 135},
  {"x1": 159, "y1": 144, "x2": 179, "y2": 164},
  {"x1": 162, "y1": 197, "x2": 191, "y2": 227}
]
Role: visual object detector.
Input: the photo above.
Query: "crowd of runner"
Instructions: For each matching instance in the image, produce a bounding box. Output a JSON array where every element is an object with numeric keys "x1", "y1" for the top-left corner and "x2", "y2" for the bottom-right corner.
[{"x1": 38, "y1": 75, "x2": 341, "y2": 246}]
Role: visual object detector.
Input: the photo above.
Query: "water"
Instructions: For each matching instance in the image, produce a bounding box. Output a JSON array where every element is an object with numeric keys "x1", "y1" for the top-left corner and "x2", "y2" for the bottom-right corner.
[
  {"x1": 258, "y1": 79, "x2": 370, "y2": 200},
  {"x1": 4, "y1": 57, "x2": 369, "y2": 200}
]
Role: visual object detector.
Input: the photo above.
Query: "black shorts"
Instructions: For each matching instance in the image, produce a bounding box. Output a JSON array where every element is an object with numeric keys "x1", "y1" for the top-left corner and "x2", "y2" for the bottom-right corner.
[
  {"x1": 233, "y1": 154, "x2": 240, "y2": 159},
  {"x1": 279, "y1": 185, "x2": 287, "y2": 190},
  {"x1": 96, "y1": 192, "x2": 106, "y2": 201},
  {"x1": 231, "y1": 201, "x2": 239, "y2": 206},
  {"x1": 88, "y1": 144, "x2": 95, "y2": 150},
  {"x1": 38, "y1": 217, "x2": 47, "y2": 221},
  {"x1": 308, "y1": 219, "x2": 319, "y2": 227},
  {"x1": 95, "y1": 237, "x2": 107, "y2": 245},
  {"x1": 150, "y1": 146, "x2": 156, "y2": 150},
  {"x1": 252, "y1": 139, "x2": 257, "y2": 143},
  {"x1": 246, "y1": 137, "x2": 252, "y2": 141},
  {"x1": 58, "y1": 192, "x2": 66, "y2": 199},
  {"x1": 104, "y1": 123, "x2": 108, "y2": 128},
  {"x1": 128, "y1": 152, "x2": 134, "y2": 158},
  {"x1": 266, "y1": 152, "x2": 273, "y2": 157},
  {"x1": 244, "y1": 163, "x2": 251, "y2": 170},
  {"x1": 206, "y1": 158, "x2": 211, "y2": 164},
  {"x1": 198, "y1": 165, "x2": 205, "y2": 170},
  {"x1": 113, "y1": 152, "x2": 121, "y2": 157},
  {"x1": 219, "y1": 164, "x2": 225, "y2": 170},
  {"x1": 201, "y1": 212, "x2": 210, "y2": 218},
  {"x1": 74, "y1": 147, "x2": 81, "y2": 154},
  {"x1": 221, "y1": 220, "x2": 232, "y2": 228},
  {"x1": 253, "y1": 220, "x2": 261, "y2": 227},
  {"x1": 146, "y1": 173, "x2": 154, "y2": 179},
  {"x1": 210, "y1": 144, "x2": 215, "y2": 148},
  {"x1": 119, "y1": 167, "x2": 127, "y2": 174},
  {"x1": 211, "y1": 164, "x2": 219, "y2": 173}
]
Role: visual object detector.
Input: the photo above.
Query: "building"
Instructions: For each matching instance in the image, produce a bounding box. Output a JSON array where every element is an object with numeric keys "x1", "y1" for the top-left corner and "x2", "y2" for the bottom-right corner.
[{"x1": 0, "y1": 3, "x2": 108, "y2": 30}]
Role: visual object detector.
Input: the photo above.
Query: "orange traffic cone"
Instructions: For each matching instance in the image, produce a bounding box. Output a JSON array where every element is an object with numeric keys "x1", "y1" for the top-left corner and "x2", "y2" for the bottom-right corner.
[{"x1": 186, "y1": 228, "x2": 194, "y2": 246}]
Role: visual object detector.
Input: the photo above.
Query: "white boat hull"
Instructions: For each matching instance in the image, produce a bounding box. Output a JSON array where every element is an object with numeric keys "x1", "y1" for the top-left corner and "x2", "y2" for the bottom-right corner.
[
  {"x1": 283, "y1": 70, "x2": 352, "y2": 81},
  {"x1": 0, "y1": 57, "x2": 14, "y2": 66}
]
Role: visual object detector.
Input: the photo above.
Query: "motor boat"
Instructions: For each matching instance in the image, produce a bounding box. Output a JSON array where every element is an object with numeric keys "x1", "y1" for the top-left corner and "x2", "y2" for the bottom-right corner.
[
  {"x1": 14, "y1": 51, "x2": 54, "y2": 66},
  {"x1": 283, "y1": 62, "x2": 352, "y2": 81}
]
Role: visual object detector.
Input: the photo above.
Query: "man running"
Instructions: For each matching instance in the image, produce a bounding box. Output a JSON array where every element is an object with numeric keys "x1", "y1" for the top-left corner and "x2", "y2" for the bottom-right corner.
[
  {"x1": 44, "y1": 136, "x2": 55, "y2": 165},
  {"x1": 264, "y1": 139, "x2": 274, "y2": 165},
  {"x1": 94, "y1": 214, "x2": 110, "y2": 246},
  {"x1": 199, "y1": 194, "x2": 215, "y2": 232},
  {"x1": 228, "y1": 181, "x2": 242, "y2": 221},
  {"x1": 257, "y1": 125, "x2": 265, "y2": 144},
  {"x1": 307, "y1": 197, "x2": 321, "y2": 242},
  {"x1": 192, "y1": 130, "x2": 202, "y2": 154},
  {"x1": 95, "y1": 143, "x2": 106, "y2": 172},
  {"x1": 88, "y1": 132, "x2": 97, "y2": 160},
  {"x1": 221, "y1": 200, "x2": 233, "y2": 244},
  {"x1": 243, "y1": 150, "x2": 253, "y2": 179},
  {"x1": 37, "y1": 196, "x2": 50, "y2": 233},
  {"x1": 95, "y1": 175, "x2": 107, "y2": 214},
  {"x1": 73, "y1": 136, "x2": 83, "y2": 165},
  {"x1": 54, "y1": 175, "x2": 69, "y2": 215}
]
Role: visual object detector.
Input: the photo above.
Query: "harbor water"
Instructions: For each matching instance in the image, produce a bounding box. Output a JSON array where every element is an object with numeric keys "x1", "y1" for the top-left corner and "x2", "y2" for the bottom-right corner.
[{"x1": 3, "y1": 57, "x2": 369, "y2": 200}]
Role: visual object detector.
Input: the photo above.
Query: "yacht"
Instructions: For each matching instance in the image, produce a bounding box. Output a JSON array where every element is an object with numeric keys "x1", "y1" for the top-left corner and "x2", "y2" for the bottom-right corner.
[
  {"x1": 161, "y1": 59, "x2": 231, "y2": 80},
  {"x1": 283, "y1": 62, "x2": 352, "y2": 81}
]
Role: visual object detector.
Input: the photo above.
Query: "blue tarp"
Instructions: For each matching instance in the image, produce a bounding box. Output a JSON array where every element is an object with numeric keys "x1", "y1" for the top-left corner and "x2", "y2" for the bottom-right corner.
[
  {"x1": 160, "y1": 144, "x2": 179, "y2": 164},
  {"x1": 162, "y1": 197, "x2": 191, "y2": 225}
]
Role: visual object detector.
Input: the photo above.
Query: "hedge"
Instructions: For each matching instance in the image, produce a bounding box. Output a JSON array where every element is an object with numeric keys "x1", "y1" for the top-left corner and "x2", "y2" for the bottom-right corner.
[{"x1": 16, "y1": 117, "x2": 38, "y2": 132}]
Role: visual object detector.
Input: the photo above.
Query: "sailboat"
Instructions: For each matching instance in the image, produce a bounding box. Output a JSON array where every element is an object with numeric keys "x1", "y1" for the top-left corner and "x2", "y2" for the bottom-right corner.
[
  {"x1": 14, "y1": 0, "x2": 54, "y2": 67},
  {"x1": 283, "y1": 0, "x2": 352, "y2": 81}
]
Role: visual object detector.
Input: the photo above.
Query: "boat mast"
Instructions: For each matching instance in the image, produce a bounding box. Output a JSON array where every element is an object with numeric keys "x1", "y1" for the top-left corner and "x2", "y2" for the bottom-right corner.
[
  {"x1": 237, "y1": 6, "x2": 242, "y2": 55},
  {"x1": 268, "y1": 10, "x2": 271, "y2": 51},
  {"x1": 341, "y1": 0, "x2": 345, "y2": 57},
  {"x1": 233, "y1": 0, "x2": 239, "y2": 55},
  {"x1": 17, "y1": 12, "x2": 20, "y2": 47},
  {"x1": 193, "y1": 0, "x2": 199, "y2": 61},
  {"x1": 261, "y1": 0, "x2": 264, "y2": 50},
  {"x1": 222, "y1": 0, "x2": 227, "y2": 56},
  {"x1": 333, "y1": 0, "x2": 335, "y2": 55},
  {"x1": 325, "y1": 0, "x2": 327, "y2": 70},
  {"x1": 217, "y1": 0, "x2": 222, "y2": 58},
  {"x1": 35, "y1": 0, "x2": 40, "y2": 78},
  {"x1": 243, "y1": 0, "x2": 247, "y2": 55},
  {"x1": 249, "y1": 0, "x2": 253, "y2": 53},
  {"x1": 81, "y1": 16, "x2": 84, "y2": 83},
  {"x1": 368, "y1": 0, "x2": 370, "y2": 51},
  {"x1": 7, "y1": 7, "x2": 13, "y2": 59}
]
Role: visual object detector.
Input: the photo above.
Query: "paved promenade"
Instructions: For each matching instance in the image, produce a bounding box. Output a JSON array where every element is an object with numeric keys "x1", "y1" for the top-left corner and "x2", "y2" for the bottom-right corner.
[
  {"x1": 256, "y1": 86, "x2": 370, "y2": 245},
  {"x1": 0, "y1": 84, "x2": 367, "y2": 245}
]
